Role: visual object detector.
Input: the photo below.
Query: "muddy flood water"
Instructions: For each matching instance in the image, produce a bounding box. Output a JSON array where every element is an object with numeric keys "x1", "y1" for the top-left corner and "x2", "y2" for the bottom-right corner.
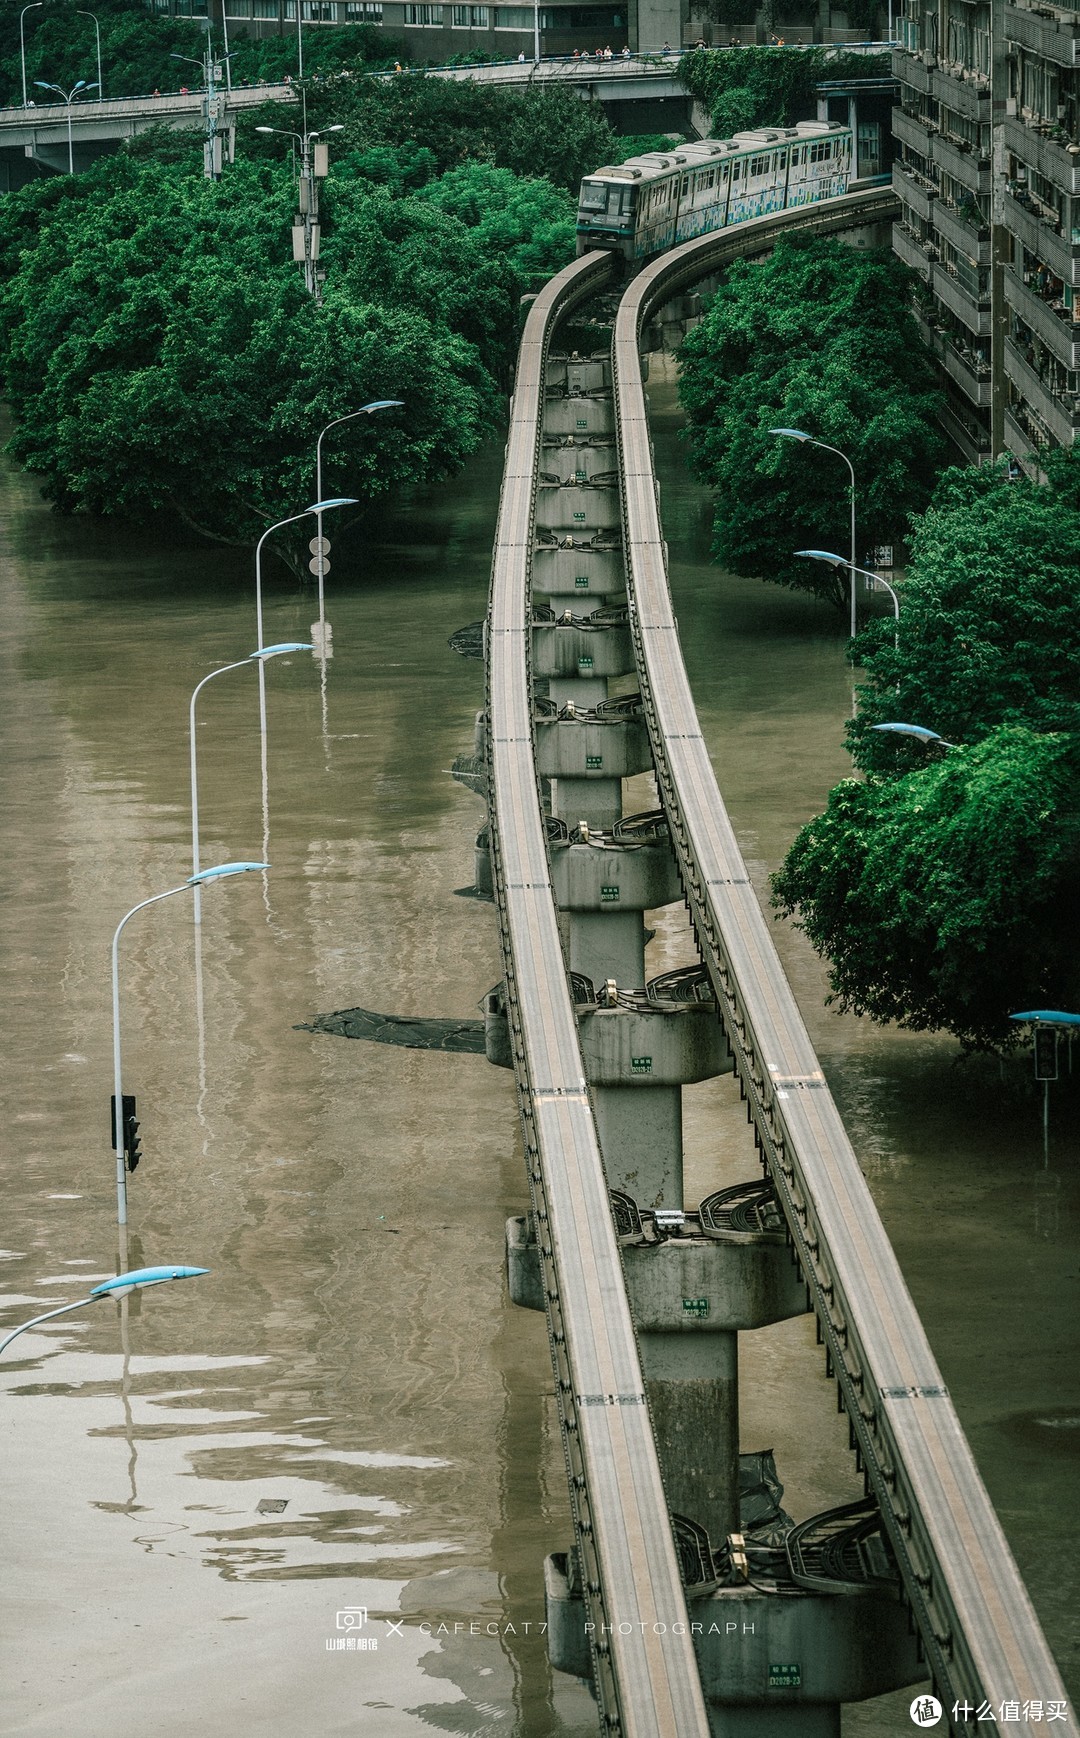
[{"x1": 1, "y1": 377, "x2": 1076, "y2": 1736}]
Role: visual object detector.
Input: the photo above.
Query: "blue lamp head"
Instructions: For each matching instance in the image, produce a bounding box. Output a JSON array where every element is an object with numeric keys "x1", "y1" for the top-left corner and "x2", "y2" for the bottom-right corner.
[
  {"x1": 251, "y1": 643, "x2": 313, "y2": 658},
  {"x1": 307, "y1": 497, "x2": 359, "y2": 513},
  {"x1": 769, "y1": 426, "x2": 811, "y2": 441},
  {"x1": 91, "y1": 1265, "x2": 209, "y2": 1298},
  {"x1": 796, "y1": 548, "x2": 848, "y2": 567},
  {"x1": 188, "y1": 861, "x2": 269, "y2": 886}
]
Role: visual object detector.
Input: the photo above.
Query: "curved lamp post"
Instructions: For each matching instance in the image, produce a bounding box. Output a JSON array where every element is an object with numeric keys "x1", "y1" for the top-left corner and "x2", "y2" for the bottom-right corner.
[
  {"x1": 76, "y1": 11, "x2": 103, "y2": 101},
  {"x1": 771, "y1": 428, "x2": 858, "y2": 638},
  {"x1": 312, "y1": 401, "x2": 402, "y2": 685},
  {"x1": 254, "y1": 501, "x2": 355, "y2": 877},
  {"x1": 33, "y1": 79, "x2": 99, "y2": 173},
  {"x1": 1, "y1": 1267, "x2": 208, "y2": 1358},
  {"x1": 796, "y1": 550, "x2": 900, "y2": 651},
  {"x1": 189, "y1": 644, "x2": 311, "y2": 925},
  {"x1": 20, "y1": 3, "x2": 42, "y2": 108},
  {"x1": 111, "y1": 862, "x2": 267, "y2": 1229}
]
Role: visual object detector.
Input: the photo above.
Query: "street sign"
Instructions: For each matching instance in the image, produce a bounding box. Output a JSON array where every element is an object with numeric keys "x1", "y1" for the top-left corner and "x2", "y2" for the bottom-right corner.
[
  {"x1": 309, "y1": 536, "x2": 330, "y2": 555},
  {"x1": 309, "y1": 556, "x2": 330, "y2": 577}
]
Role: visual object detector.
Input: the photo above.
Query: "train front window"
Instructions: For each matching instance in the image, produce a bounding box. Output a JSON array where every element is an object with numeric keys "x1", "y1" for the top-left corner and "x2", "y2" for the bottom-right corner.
[{"x1": 580, "y1": 181, "x2": 609, "y2": 212}]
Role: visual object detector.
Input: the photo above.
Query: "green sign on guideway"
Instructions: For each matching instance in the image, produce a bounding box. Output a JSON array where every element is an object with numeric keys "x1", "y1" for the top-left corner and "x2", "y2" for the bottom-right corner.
[
  {"x1": 768, "y1": 1664, "x2": 801, "y2": 1688},
  {"x1": 682, "y1": 1297, "x2": 709, "y2": 1318}
]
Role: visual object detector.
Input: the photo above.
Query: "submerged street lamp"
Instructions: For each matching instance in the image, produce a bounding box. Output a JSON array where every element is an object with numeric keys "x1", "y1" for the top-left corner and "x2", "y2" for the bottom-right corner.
[
  {"x1": 1, "y1": 1266, "x2": 208, "y2": 1357},
  {"x1": 111, "y1": 862, "x2": 267, "y2": 1228},
  {"x1": 189, "y1": 644, "x2": 311, "y2": 924},
  {"x1": 871, "y1": 722, "x2": 955, "y2": 749},
  {"x1": 796, "y1": 550, "x2": 901, "y2": 651},
  {"x1": 771, "y1": 428, "x2": 858, "y2": 638}
]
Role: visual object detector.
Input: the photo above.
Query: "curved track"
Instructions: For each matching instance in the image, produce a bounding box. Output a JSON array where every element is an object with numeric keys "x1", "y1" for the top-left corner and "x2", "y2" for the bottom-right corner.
[
  {"x1": 487, "y1": 188, "x2": 1071, "y2": 1731},
  {"x1": 614, "y1": 191, "x2": 1071, "y2": 1726},
  {"x1": 487, "y1": 248, "x2": 711, "y2": 1736}
]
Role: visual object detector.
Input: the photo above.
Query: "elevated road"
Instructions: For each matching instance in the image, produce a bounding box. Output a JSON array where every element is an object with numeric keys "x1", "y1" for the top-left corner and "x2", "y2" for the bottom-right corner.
[{"x1": 487, "y1": 188, "x2": 1074, "y2": 1731}]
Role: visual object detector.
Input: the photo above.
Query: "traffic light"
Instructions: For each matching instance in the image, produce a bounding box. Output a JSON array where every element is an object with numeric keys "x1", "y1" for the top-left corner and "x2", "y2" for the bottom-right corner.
[
  {"x1": 124, "y1": 1107, "x2": 142, "y2": 1173},
  {"x1": 110, "y1": 1094, "x2": 142, "y2": 1172},
  {"x1": 1034, "y1": 1026, "x2": 1059, "y2": 1082}
]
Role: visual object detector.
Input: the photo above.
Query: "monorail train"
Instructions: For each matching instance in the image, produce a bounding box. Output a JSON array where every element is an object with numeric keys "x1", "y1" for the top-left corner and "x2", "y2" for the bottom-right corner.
[{"x1": 576, "y1": 121, "x2": 852, "y2": 260}]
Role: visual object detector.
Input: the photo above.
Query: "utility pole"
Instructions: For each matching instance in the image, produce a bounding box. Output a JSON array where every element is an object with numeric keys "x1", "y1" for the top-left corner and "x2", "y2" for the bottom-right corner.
[{"x1": 293, "y1": 135, "x2": 328, "y2": 300}]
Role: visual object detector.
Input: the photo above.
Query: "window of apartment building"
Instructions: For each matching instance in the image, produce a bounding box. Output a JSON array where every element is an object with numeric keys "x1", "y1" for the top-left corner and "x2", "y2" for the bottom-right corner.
[
  {"x1": 303, "y1": 0, "x2": 338, "y2": 16},
  {"x1": 495, "y1": 7, "x2": 531, "y2": 25},
  {"x1": 225, "y1": 0, "x2": 254, "y2": 16},
  {"x1": 1019, "y1": 56, "x2": 1056, "y2": 124},
  {"x1": 255, "y1": 0, "x2": 279, "y2": 16},
  {"x1": 405, "y1": 3, "x2": 444, "y2": 20},
  {"x1": 452, "y1": 5, "x2": 489, "y2": 23},
  {"x1": 347, "y1": 1, "x2": 383, "y2": 17}
]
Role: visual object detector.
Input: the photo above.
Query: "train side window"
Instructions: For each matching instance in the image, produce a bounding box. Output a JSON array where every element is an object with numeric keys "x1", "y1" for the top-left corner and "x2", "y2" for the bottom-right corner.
[{"x1": 732, "y1": 160, "x2": 742, "y2": 181}]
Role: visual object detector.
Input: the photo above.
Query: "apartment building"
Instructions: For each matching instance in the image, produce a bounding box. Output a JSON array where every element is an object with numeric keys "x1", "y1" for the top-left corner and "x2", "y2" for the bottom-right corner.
[{"x1": 892, "y1": 0, "x2": 1080, "y2": 466}]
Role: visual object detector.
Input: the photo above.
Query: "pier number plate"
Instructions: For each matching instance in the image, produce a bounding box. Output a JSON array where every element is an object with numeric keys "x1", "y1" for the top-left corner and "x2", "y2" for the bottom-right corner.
[
  {"x1": 630, "y1": 1056, "x2": 652, "y2": 1076},
  {"x1": 769, "y1": 1665, "x2": 801, "y2": 1688},
  {"x1": 575, "y1": 576, "x2": 589, "y2": 588},
  {"x1": 586, "y1": 755, "x2": 603, "y2": 770},
  {"x1": 682, "y1": 1297, "x2": 709, "y2": 1318},
  {"x1": 601, "y1": 885, "x2": 620, "y2": 903}
]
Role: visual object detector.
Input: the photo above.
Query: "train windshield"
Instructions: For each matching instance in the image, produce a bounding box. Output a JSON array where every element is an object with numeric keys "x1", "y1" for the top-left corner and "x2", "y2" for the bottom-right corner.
[{"x1": 580, "y1": 180, "x2": 610, "y2": 211}]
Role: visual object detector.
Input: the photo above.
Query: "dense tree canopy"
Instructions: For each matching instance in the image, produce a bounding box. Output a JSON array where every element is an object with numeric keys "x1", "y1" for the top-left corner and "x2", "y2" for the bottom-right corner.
[
  {"x1": 772, "y1": 728, "x2": 1080, "y2": 1051},
  {"x1": 678, "y1": 46, "x2": 889, "y2": 139},
  {"x1": 678, "y1": 235, "x2": 946, "y2": 608},
  {"x1": 847, "y1": 459, "x2": 1080, "y2": 770},
  {"x1": 0, "y1": 145, "x2": 571, "y2": 547},
  {"x1": 774, "y1": 460, "x2": 1080, "y2": 1050}
]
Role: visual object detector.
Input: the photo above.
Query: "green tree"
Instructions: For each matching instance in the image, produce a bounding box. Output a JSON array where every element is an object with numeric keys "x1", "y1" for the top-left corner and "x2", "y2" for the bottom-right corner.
[
  {"x1": 848, "y1": 459, "x2": 1080, "y2": 770},
  {"x1": 678, "y1": 45, "x2": 889, "y2": 137},
  {"x1": 678, "y1": 235, "x2": 945, "y2": 608},
  {"x1": 0, "y1": 154, "x2": 494, "y2": 547},
  {"x1": 772, "y1": 727, "x2": 1080, "y2": 1051}
]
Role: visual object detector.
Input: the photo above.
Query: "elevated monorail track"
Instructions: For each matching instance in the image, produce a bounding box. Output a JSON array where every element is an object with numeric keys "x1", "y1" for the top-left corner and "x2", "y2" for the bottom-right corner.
[{"x1": 486, "y1": 187, "x2": 1071, "y2": 1731}]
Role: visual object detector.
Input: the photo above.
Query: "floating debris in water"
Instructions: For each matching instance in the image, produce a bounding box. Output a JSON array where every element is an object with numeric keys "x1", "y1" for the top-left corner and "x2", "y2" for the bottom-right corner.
[{"x1": 296, "y1": 1008, "x2": 486, "y2": 1055}]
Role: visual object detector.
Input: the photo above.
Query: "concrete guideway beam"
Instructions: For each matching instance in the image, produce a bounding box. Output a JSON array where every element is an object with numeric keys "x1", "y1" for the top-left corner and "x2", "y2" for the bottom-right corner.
[
  {"x1": 536, "y1": 709, "x2": 652, "y2": 830},
  {"x1": 531, "y1": 539, "x2": 626, "y2": 603},
  {"x1": 541, "y1": 439, "x2": 619, "y2": 484},
  {"x1": 509, "y1": 1210, "x2": 810, "y2": 1544},
  {"x1": 544, "y1": 395, "x2": 617, "y2": 438},
  {"x1": 535, "y1": 480, "x2": 622, "y2": 534},
  {"x1": 545, "y1": 1557, "x2": 924, "y2": 1733}
]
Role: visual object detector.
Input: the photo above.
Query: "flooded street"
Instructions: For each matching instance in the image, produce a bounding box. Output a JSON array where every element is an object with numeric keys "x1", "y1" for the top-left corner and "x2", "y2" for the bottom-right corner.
[{"x1": 1, "y1": 376, "x2": 1076, "y2": 1735}]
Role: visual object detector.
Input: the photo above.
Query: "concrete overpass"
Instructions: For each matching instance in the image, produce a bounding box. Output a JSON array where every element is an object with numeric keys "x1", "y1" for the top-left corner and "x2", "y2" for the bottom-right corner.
[{"x1": 0, "y1": 57, "x2": 708, "y2": 187}]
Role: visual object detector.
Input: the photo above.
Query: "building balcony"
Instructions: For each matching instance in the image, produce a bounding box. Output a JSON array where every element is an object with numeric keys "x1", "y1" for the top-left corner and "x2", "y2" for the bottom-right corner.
[
  {"x1": 933, "y1": 264, "x2": 992, "y2": 333},
  {"x1": 941, "y1": 341, "x2": 992, "y2": 405},
  {"x1": 1004, "y1": 404, "x2": 1046, "y2": 462},
  {"x1": 933, "y1": 198, "x2": 990, "y2": 259},
  {"x1": 930, "y1": 64, "x2": 990, "y2": 122},
  {"x1": 892, "y1": 222, "x2": 934, "y2": 281},
  {"x1": 931, "y1": 131, "x2": 992, "y2": 193},
  {"x1": 1004, "y1": 1, "x2": 1080, "y2": 68},
  {"x1": 893, "y1": 164, "x2": 937, "y2": 223},
  {"x1": 942, "y1": 397, "x2": 992, "y2": 461},
  {"x1": 1005, "y1": 264, "x2": 1080, "y2": 365},
  {"x1": 893, "y1": 107, "x2": 934, "y2": 154},
  {"x1": 1004, "y1": 116, "x2": 1080, "y2": 195},
  {"x1": 1005, "y1": 189, "x2": 1080, "y2": 285},
  {"x1": 1004, "y1": 337, "x2": 1080, "y2": 445},
  {"x1": 894, "y1": 48, "x2": 931, "y2": 93}
]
